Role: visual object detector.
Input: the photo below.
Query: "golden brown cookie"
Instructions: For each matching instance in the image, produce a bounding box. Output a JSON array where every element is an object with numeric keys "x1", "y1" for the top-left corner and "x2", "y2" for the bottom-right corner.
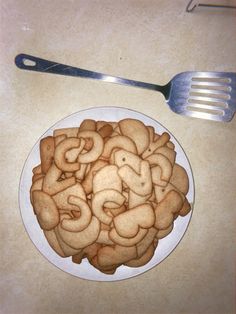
[
  {"x1": 118, "y1": 118, "x2": 150, "y2": 155},
  {"x1": 125, "y1": 243, "x2": 155, "y2": 267},
  {"x1": 40, "y1": 136, "x2": 55, "y2": 174},
  {"x1": 32, "y1": 190, "x2": 60, "y2": 230},
  {"x1": 170, "y1": 164, "x2": 189, "y2": 195},
  {"x1": 154, "y1": 190, "x2": 183, "y2": 230}
]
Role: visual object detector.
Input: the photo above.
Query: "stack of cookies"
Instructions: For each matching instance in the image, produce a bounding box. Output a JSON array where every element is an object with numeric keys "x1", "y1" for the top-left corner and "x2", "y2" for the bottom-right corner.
[{"x1": 30, "y1": 118, "x2": 191, "y2": 274}]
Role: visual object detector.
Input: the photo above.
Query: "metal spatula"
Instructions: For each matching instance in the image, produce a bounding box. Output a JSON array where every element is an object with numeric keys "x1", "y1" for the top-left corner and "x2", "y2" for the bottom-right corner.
[{"x1": 15, "y1": 54, "x2": 236, "y2": 122}]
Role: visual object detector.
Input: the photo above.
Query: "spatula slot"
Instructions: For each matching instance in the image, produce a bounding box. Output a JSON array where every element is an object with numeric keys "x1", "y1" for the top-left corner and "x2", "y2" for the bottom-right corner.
[
  {"x1": 190, "y1": 91, "x2": 230, "y2": 100},
  {"x1": 192, "y1": 77, "x2": 231, "y2": 84},
  {"x1": 188, "y1": 98, "x2": 227, "y2": 109},
  {"x1": 191, "y1": 84, "x2": 231, "y2": 92},
  {"x1": 186, "y1": 105, "x2": 224, "y2": 116}
]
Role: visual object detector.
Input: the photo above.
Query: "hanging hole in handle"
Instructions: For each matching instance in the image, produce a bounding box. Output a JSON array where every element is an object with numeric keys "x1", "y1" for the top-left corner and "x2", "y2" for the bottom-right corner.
[{"x1": 23, "y1": 58, "x2": 36, "y2": 66}]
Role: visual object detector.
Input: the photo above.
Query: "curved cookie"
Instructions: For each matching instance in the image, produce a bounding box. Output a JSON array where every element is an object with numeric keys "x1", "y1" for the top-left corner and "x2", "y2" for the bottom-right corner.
[
  {"x1": 92, "y1": 189, "x2": 126, "y2": 225},
  {"x1": 77, "y1": 130, "x2": 104, "y2": 163},
  {"x1": 109, "y1": 228, "x2": 148, "y2": 247},
  {"x1": 118, "y1": 118, "x2": 150, "y2": 155},
  {"x1": 43, "y1": 163, "x2": 76, "y2": 195},
  {"x1": 142, "y1": 132, "x2": 170, "y2": 159},
  {"x1": 60, "y1": 195, "x2": 92, "y2": 232},
  {"x1": 54, "y1": 137, "x2": 81, "y2": 172},
  {"x1": 102, "y1": 135, "x2": 137, "y2": 159},
  {"x1": 53, "y1": 182, "x2": 86, "y2": 211},
  {"x1": 145, "y1": 153, "x2": 172, "y2": 182},
  {"x1": 57, "y1": 216, "x2": 100, "y2": 249}
]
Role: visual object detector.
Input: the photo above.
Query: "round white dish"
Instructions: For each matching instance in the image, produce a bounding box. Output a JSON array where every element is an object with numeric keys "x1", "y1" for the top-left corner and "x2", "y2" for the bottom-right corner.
[{"x1": 19, "y1": 106, "x2": 194, "y2": 281}]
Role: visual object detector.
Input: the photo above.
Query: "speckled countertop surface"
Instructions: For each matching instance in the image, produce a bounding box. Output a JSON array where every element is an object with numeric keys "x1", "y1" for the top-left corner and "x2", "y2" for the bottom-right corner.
[{"x1": 1, "y1": 1, "x2": 236, "y2": 313}]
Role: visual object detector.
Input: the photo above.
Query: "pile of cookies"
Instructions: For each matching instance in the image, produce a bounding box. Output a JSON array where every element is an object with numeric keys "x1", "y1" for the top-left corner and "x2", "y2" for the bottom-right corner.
[{"x1": 30, "y1": 118, "x2": 191, "y2": 274}]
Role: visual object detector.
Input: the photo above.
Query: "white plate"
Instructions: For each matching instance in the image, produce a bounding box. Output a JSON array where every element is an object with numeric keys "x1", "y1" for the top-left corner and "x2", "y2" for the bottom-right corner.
[{"x1": 19, "y1": 106, "x2": 194, "y2": 281}]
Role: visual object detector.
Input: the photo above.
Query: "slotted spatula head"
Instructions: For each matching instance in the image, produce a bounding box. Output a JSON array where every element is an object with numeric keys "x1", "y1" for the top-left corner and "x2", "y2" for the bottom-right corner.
[{"x1": 167, "y1": 71, "x2": 236, "y2": 122}]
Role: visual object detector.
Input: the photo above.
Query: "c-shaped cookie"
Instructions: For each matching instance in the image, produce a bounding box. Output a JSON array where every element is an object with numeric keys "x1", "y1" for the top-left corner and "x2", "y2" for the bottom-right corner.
[
  {"x1": 92, "y1": 189, "x2": 126, "y2": 225},
  {"x1": 60, "y1": 196, "x2": 92, "y2": 232}
]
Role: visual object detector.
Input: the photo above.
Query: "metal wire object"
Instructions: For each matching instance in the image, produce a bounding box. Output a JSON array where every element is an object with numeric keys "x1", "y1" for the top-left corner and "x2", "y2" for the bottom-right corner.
[{"x1": 186, "y1": 0, "x2": 236, "y2": 12}]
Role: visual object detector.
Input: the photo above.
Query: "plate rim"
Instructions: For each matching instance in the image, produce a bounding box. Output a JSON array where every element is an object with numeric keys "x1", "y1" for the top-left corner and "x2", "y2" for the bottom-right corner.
[{"x1": 18, "y1": 106, "x2": 195, "y2": 282}]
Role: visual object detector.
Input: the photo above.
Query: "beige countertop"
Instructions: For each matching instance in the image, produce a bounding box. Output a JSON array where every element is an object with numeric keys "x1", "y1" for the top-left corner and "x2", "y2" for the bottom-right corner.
[{"x1": 1, "y1": 1, "x2": 236, "y2": 313}]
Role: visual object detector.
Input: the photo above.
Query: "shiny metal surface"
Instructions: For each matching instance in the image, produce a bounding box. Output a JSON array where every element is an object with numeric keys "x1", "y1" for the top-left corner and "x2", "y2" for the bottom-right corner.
[
  {"x1": 186, "y1": 0, "x2": 236, "y2": 12},
  {"x1": 15, "y1": 54, "x2": 236, "y2": 122},
  {"x1": 167, "y1": 71, "x2": 236, "y2": 122}
]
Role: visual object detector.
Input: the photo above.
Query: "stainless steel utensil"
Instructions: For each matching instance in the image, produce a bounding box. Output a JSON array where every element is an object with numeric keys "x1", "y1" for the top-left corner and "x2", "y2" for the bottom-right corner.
[
  {"x1": 15, "y1": 54, "x2": 236, "y2": 122},
  {"x1": 186, "y1": 0, "x2": 236, "y2": 12}
]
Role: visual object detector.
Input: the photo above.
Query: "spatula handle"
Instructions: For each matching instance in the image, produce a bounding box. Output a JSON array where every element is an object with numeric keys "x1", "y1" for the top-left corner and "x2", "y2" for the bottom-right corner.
[{"x1": 15, "y1": 54, "x2": 168, "y2": 95}]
